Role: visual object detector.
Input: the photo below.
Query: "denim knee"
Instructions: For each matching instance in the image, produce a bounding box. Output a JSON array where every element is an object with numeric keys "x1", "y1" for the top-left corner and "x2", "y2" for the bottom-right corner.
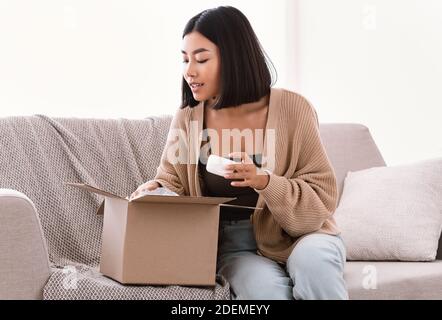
[
  {"x1": 286, "y1": 233, "x2": 348, "y2": 300},
  {"x1": 218, "y1": 251, "x2": 293, "y2": 300}
]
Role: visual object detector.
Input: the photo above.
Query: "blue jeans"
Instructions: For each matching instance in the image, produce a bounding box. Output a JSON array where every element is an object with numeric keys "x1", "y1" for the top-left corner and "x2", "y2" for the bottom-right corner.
[{"x1": 216, "y1": 219, "x2": 348, "y2": 300}]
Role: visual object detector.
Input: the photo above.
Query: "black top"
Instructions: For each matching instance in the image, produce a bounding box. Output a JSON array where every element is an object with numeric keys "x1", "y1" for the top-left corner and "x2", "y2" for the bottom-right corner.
[{"x1": 198, "y1": 144, "x2": 262, "y2": 221}]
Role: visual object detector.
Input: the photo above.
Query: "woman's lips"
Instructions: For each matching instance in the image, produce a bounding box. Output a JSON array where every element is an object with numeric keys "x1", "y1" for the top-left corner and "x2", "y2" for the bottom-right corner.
[{"x1": 190, "y1": 83, "x2": 204, "y2": 92}]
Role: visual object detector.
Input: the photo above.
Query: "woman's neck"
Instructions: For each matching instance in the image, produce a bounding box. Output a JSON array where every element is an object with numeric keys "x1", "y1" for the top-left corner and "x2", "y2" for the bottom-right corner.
[{"x1": 205, "y1": 94, "x2": 269, "y2": 116}]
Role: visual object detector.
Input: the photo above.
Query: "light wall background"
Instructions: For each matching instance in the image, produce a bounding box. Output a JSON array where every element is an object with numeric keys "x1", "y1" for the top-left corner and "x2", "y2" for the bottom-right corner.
[
  {"x1": 0, "y1": 0, "x2": 441, "y2": 166},
  {"x1": 294, "y1": 0, "x2": 442, "y2": 165},
  {"x1": 0, "y1": 0, "x2": 292, "y2": 118}
]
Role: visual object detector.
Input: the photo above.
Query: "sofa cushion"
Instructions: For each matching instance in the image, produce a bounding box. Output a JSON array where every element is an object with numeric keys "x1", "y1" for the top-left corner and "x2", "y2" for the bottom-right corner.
[
  {"x1": 345, "y1": 261, "x2": 442, "y2": 299},
  {"x1": 335, "y1": 157, "x2": 442, "y2": 261},
  {"x1": 319, "y1": 124, "x2": 386, "y2": 203}
]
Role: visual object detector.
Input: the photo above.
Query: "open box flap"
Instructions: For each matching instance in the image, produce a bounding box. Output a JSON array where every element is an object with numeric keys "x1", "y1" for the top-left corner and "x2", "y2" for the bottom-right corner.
[
  {"x1": 65, "y1": 182, "x2": 125, "y2": 200},
  {"x1": 65, "y1": 182, "x2": 262, "y2": 214},
  {"x1": 132, "y1": 195, "x2": 263, "y2": 210},
  {"x1": 219, "y1": 203, "x2": 263, "y2": 211},
  {"x1": 97, "y1": 200, "x2": 105, "y2": 215},
  {"x1": 130, "y1": 194, "x2": 236, "y2": 205}
]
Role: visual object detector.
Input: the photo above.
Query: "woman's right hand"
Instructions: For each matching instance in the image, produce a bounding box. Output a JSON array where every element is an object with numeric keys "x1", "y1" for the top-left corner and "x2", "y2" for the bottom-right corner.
[{"x1": 129, "y1": 180, "x2": 161, "y2": 200}]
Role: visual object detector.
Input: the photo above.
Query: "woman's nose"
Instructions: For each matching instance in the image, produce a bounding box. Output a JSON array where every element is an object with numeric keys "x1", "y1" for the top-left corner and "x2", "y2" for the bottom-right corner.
[{"x1": 185, "y1": 62, "x2": 196, "y2": 78}]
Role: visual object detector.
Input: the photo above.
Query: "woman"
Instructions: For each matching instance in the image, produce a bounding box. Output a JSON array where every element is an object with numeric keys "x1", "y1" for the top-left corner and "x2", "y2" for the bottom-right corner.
[{"x1": 131, "y1": 6, "x2": 348, "y2": 300}]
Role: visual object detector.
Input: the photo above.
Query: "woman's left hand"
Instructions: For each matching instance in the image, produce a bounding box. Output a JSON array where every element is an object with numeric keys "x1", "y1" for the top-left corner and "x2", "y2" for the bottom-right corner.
[{"x1": 223, "y1": 152, "x2": 270, "y2": 190}]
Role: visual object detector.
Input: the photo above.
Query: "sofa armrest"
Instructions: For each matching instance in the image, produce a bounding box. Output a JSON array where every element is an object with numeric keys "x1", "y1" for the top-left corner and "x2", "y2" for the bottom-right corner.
[{"x1": 0, "y1": 189, "x2": 51, "y2": 299}]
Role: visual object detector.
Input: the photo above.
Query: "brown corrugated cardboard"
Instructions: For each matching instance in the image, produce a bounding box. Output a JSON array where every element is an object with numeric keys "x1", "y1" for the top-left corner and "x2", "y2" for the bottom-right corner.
[{"x1": 65, "y1": 182, "x2": 244, "y2": 286}]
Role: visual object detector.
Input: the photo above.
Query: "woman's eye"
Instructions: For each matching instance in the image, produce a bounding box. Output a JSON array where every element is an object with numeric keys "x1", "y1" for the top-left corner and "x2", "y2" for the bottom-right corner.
[{"x1": 182, "y1": 60, "x2": 208, "y2": 64}]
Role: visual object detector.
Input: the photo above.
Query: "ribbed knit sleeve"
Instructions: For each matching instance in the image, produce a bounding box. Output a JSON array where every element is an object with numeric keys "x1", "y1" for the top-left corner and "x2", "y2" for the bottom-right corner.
[
  {"x1": 153, "y1": 108, "x2": 189, "y2": 196},
  {"x1": 256, "y1": 99, "x2": 338, "y2": 238}
]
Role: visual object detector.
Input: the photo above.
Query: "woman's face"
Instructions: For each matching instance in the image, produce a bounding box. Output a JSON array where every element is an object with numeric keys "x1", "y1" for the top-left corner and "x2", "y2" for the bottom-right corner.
[{"x1": 182, "y1": 31, "x2": 221, "y2": 104}]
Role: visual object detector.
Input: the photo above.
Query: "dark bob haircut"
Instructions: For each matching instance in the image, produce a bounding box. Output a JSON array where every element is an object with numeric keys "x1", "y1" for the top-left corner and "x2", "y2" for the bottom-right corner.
[{"x1": 181, "y1": 6, "x2": 277, "y2": 110}]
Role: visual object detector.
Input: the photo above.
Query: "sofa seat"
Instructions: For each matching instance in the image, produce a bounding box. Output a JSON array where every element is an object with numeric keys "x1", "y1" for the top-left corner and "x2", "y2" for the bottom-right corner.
[
  {"x1": 345, "y1": 261, "x2": 442, "y2": 299},
  {"x1": 2, "y1": 115, "x2": 441, "y2": 299}
]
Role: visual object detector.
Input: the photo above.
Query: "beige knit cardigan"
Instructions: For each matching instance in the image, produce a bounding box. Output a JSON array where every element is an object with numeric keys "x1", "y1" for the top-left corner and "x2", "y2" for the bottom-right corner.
[{"x1": 154, "y1": 87, "x2": 339, "y2": 263}]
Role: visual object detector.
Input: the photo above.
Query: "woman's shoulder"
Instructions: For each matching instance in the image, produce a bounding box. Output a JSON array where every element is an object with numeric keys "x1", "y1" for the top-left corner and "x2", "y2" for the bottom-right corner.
[
  {"x1": 175, "y1": 101, "x2": 201, "y2": 119},
  {"x1": 169, "y1": 104, "x2": 195, "y2": 130},
  {"x1": 272, "y1": 87, "x2": 317, "y2": 119}
]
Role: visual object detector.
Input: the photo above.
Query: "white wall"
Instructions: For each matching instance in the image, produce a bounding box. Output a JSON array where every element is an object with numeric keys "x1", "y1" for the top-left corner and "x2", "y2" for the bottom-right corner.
[
  {"x1": 295, "y1": 0, "x2": 442, "y2": 165},
  {"x1": 0, "y1": 0, "x2": 292, "y2": 119},
  {"x1": 1, "y1": 0, "x2": 440, "y2": 166}
]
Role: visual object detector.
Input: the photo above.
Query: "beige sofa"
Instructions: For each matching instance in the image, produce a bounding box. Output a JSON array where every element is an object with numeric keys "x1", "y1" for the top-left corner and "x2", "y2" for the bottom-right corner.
[{"x1": 1, "y1": 115, "x2": 441, "y2": 299}]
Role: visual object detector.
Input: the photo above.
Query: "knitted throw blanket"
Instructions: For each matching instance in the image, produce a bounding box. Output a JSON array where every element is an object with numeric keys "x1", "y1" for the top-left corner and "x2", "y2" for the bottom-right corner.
[{"x1": 0, "y1": 114, "x2": 229, "y2": 300}]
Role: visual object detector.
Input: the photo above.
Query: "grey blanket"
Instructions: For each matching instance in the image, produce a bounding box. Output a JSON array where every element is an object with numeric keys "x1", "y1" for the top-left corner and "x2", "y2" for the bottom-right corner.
[
  {"x1": 0, "y1": 114, "x2": 230, "y2": 300},
  {"x1": 43, "y1": 265, "x2": 229, "y2": 300}
]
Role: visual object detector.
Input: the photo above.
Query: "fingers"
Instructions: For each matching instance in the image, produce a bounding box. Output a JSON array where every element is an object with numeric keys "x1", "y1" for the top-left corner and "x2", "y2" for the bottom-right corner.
[
  {"x1": 223, "y1": 171, "x2": 252, "y2": 187},
  {"x1": 223, "y1": 152, "x2": 256, "y2": 188},
  {"x1": 224, "y1": 170, "x2": 251, "y2": 180},
  {"x1": 129, "y1": 182, "x2": 159, "y2": 200},
  {"x1": 130, "y1": 189, "x2": 145, "y2": 200},
  {"x1": 147, "y1": 182, "x2": 160, "y2": 191},
  {"x1": 129, "y1": 190, "x2": 140, "y2": 200},
  {"x1": 225, "y1": 163, "x2": 250, "y2": 174},
  {"x1": 228, "y1": 152, "x2": 253, "y2": 164},
  {"x1": 230, "y1": 180, "x2": 251, "y2": 187},
  {"x1": 139, "y1": 185, "x2": 156, "y2": 194},
  {"x1": 224, "y1": 159, "x2": 255, "y2": 178},
  {"x1": 225, "y1": 152, "x2": 254, "y2": 174}
]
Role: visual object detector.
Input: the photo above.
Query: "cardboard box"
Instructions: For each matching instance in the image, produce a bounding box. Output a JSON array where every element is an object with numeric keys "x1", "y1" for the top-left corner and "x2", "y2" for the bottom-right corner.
[{"x1": 66, "y1": 182, "x2": 240, "y2": 286}]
